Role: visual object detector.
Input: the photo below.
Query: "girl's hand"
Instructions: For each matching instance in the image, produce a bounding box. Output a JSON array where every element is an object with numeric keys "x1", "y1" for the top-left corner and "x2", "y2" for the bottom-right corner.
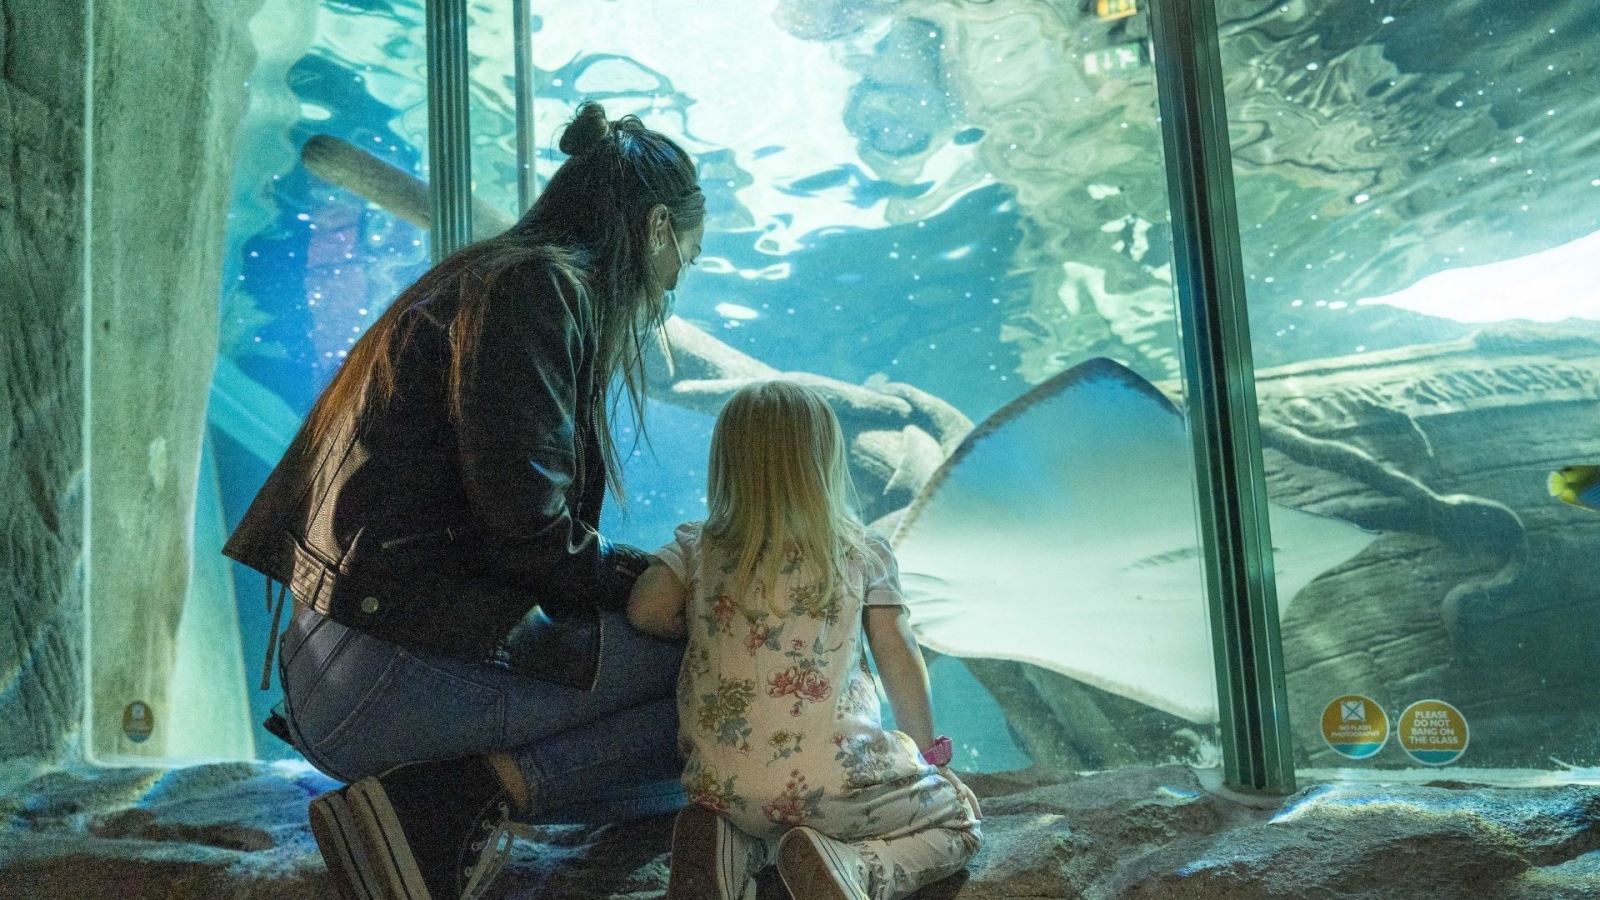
[{"x1": 940, "y1": 767, "x2": 983, "y2": 820}]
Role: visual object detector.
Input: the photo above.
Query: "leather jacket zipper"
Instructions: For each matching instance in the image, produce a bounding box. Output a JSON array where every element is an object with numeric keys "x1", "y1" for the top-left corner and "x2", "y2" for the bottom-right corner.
[
  {"x1": 380, "y1": 527, "x2": 458, "y2": 551},
  {"x1": 588, "y1": 605, "x2": 606, "y2": 691},
  {"x1": 574, "y1": 393, "x2": 599, "y2": 519},
  {"x1": 573, "y1": 411, "x2": 586, "y2": 514}
]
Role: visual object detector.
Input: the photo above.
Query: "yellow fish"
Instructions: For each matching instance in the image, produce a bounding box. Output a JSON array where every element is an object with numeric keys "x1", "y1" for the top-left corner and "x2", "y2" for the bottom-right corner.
[{"x1": 1549, "y1": 465, "x2": 1600, "y2": 511}]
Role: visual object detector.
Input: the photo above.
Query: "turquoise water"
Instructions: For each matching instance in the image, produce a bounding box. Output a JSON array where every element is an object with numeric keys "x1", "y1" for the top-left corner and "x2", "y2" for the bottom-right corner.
[
  {"x1": 216, "y1": 0, "x2": 1049, "y2": 767},
  {"x1": 200, "y1": 0, "x2": 1600, "y2": 774}
]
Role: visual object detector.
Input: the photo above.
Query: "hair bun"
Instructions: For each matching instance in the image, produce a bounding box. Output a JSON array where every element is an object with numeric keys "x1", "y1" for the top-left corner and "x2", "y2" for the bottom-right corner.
[{"x1": 559, "y1": 101, "x2": 611, "y2": 156}]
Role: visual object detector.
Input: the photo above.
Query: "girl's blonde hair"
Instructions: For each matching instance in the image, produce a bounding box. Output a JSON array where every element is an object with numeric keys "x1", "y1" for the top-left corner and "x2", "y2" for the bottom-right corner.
[{"x1": 704, "y1": 380, "x2": 867, "y2": 615}]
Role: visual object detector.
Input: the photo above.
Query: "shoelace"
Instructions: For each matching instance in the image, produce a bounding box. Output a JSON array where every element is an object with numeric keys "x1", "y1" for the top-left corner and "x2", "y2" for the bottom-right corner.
[{"x1": 460, "y1": 801, "x2": 515, "y2": 900}]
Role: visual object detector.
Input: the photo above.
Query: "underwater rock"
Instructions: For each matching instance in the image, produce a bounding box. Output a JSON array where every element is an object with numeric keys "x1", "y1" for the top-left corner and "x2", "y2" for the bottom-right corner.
[{"x1": 3, "y1": 761, "x2": 1597, "y2": 899}]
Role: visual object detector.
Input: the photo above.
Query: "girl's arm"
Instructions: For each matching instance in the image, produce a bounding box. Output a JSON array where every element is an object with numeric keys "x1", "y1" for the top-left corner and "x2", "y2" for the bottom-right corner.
[
  {"x1": 866, "y1": 604, "x2": 984, "y2": 819},
  {"x1": 627, "y1": 560, "x2": 689, "y2": 639},
  {"x1": 864, "y1": 605, "x2": 934, "y2": 750}
]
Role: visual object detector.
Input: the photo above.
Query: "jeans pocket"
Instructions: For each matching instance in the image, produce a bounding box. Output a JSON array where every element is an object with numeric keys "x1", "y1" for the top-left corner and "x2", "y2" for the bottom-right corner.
[
  {"x1": 309, "y1": 648, "x2": 505, "y2": 779},
  {"x1": 278, "y1": 608, "x2": 329, "y2": 674}
]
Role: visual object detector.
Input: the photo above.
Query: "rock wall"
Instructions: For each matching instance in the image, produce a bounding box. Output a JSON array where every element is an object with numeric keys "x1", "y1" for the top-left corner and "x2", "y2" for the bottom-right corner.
[
  {"x1": 86, "y1": 0, "x2": 264, "y2": 759},
  {"x1": 0, "y1": 0, "x2": 89, "y2": 760},
  {"x1": 1, "y1": 0, "x2": 265, "y2": 763}
]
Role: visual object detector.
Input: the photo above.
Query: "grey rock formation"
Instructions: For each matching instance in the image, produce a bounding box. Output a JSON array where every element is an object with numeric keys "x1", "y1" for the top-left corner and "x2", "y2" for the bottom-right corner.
[
  {"x1": 1, "y1": 0, "x2": 89, "y2": 760},
  {"x1": 1250, "y1": 328, "x2": 1600, "y2": 769},
  {"x1": 2, "y1": 760, "x2": 1596, "y2": 899}
]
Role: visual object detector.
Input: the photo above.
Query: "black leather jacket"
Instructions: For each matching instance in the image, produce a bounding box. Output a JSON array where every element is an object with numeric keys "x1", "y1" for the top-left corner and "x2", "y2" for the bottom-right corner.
[{"x1": 223, "y1": 259, "x2": 650, "y2": 690}]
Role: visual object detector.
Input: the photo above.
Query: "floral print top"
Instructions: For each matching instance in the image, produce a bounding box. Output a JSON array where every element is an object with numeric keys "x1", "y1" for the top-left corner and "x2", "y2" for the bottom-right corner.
[{"x1": 655, "y1": 523, "x2": 958, "y2": 842}]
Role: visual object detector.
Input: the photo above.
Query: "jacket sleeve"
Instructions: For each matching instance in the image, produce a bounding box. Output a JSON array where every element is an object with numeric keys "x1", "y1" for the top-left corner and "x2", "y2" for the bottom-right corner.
[{"x1": 454, "y1": 263, "x2": 647, "y2": 620}]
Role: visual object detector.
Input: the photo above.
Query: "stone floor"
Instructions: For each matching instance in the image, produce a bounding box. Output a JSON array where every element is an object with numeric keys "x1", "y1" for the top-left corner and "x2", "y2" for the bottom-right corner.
[{"x1": 2, "y1": 759, "x2": 1598, "y2": 899}]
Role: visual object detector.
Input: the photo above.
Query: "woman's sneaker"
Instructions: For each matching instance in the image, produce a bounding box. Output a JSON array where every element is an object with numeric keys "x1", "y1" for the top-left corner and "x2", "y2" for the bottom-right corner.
[
  {"x1": 667, "y1": 805, "x2": 774, "y2": 900},
  {"x1": 345, "y1": 755, "x2": 516, "y2": 900},
  {"x1": 664, "y1": 805, "x2": 721, "y2": 899},
  {"x1": 309, "y1": 786, "x2": 383, "y2": 900},
  {"x1": 776, "y1": 826, "x2": 870, "y2": 900}
]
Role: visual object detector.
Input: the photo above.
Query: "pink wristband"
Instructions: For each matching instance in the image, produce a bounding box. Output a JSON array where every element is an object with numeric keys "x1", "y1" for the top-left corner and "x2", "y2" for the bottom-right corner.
[{"x1": 920, "y1": 736, "x2": 952, "y2": 767}]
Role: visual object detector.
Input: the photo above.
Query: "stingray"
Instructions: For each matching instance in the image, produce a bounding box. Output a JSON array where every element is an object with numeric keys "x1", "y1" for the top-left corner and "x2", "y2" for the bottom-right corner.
[{"x1": 890, "y1": 357, "x2": 1378, "y2": 725}]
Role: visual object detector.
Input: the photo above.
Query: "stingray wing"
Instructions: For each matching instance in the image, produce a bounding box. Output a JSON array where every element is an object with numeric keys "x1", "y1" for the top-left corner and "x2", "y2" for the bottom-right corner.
[{"x1": 890, "y1": 358, "x2": 1376, "y2": 724}]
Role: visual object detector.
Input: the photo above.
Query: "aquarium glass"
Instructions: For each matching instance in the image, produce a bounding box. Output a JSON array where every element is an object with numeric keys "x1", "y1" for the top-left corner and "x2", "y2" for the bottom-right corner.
[
  {"x1": 114, "y1": 0, "x2": 1236, "y2": 774},
  {"x1": 1219, "y1": 2, "x2": 1600, "y2": 775}
]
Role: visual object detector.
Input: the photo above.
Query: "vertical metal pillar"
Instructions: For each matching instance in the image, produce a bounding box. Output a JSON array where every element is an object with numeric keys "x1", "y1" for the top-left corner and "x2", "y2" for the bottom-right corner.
[
  {"x1": 1148, "y1": 0, "x2": 1296, "y2": 794},
  {"x1": 426, "y1": 0, "x2": 473, "y2": 261},
  {"x1": 512, "y1": 0, "x2": 538, "y2": 213}
]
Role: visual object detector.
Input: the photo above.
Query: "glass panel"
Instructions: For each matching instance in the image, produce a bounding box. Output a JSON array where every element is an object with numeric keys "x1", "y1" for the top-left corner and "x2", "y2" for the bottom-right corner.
[
  {"x1": 527, "y1": 0, "x2": 1216, "y2": 774},
  {"x1": 129, "y1": 0, "x2": 1229, "y2": 773},
  {"x1": 210, "y1": 0, "x2": 436, "y2": 759},
  {"x1": 166, "y1": 0, "x2": 525, "y2": 760},
  {"x1": 1220, "y1": 3, "x2": 1600, "y2": 777}
]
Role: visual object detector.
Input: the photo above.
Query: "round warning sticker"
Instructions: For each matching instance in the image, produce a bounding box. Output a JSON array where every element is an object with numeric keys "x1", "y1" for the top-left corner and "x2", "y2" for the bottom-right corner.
[
  {"x1": 122, "y1": 701, "x2": 155, "y2": 744},
  {"x1": 1398, "y1": 699, "x2": 1469, "y2": 766},
  {"x1": 1320, "y1": 694, "x2": 1389, "y2": 760}
]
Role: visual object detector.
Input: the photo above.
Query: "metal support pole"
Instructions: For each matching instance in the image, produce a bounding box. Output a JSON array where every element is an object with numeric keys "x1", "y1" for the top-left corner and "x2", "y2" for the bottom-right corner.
[
  {"x1": 1148, "y1": 0, "x2": 1296, "y2": 794},
  {"x1": 426, "y1": 0, "x2": 473, "y2": 261},
  {"x1": 512, "y1": 0, "x2": 537, "y2": 213}
]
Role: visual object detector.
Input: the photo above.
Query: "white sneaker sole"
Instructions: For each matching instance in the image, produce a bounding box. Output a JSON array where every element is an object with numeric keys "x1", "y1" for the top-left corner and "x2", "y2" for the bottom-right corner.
[
  {"x1": 346, "y1": 775, "x2": 435, "y2": 900},
  {"x1": 777, "y1": 827, "x2": 869, "y2": 900},
  {"x1": 309, "y1": 788, "x2": 384, "y2": 900}
]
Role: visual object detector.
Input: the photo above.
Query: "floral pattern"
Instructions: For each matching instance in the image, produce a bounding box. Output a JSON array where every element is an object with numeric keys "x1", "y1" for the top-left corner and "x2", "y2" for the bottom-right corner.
[
  {"x1": 683, "y1": 759, "x2": 744, "y2": 816},
  {"x1": 704, "y1": 593, "x2": 737, "y2": 636},
  {"x1": 761, "y1": 770, "x2": 824, "y2": 826},
  {"x1": 698, "y1": 676, "x2": 755, "y2": 752},
  {"x1": 833, "y1": 732, "x2": 902, "y2": 790},
  {"x1": 768, "y1": 662, "x2": 833, "y2": 716},
  {"x1": 768, "y1": 729, "x2": 805, "y2": 763},
  {"x1": 744, "y1": 618, "x2": 783, "y2": 656},
  {"x1": 787, "y1": 581, "x2": 841, "y2": 625},
  {"x1": 659, "y1": 521, "x2": 975, "y2": 844}
]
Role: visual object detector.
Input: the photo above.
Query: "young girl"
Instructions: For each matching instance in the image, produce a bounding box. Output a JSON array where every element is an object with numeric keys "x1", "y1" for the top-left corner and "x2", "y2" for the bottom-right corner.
[{"x1": 628, "y1": 380, "x2": 982, "y2": 900}]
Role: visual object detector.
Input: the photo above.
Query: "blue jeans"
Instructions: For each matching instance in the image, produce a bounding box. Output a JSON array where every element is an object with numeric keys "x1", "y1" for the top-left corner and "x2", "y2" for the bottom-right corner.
[{"x1": 277, "y1": 602, "x2": 687, "y2": 824}]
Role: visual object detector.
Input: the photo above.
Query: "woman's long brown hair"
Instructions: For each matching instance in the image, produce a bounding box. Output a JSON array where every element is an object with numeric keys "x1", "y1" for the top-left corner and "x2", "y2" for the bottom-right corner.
[{"x1": 300, "y1": 101, "x2": 704, "y2": 495}]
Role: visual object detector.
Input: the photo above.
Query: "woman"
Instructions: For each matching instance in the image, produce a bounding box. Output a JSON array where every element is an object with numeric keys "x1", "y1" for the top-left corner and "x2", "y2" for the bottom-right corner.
[{"x1": 223, "y1": 101, "x2": 705, "y2": 900}]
